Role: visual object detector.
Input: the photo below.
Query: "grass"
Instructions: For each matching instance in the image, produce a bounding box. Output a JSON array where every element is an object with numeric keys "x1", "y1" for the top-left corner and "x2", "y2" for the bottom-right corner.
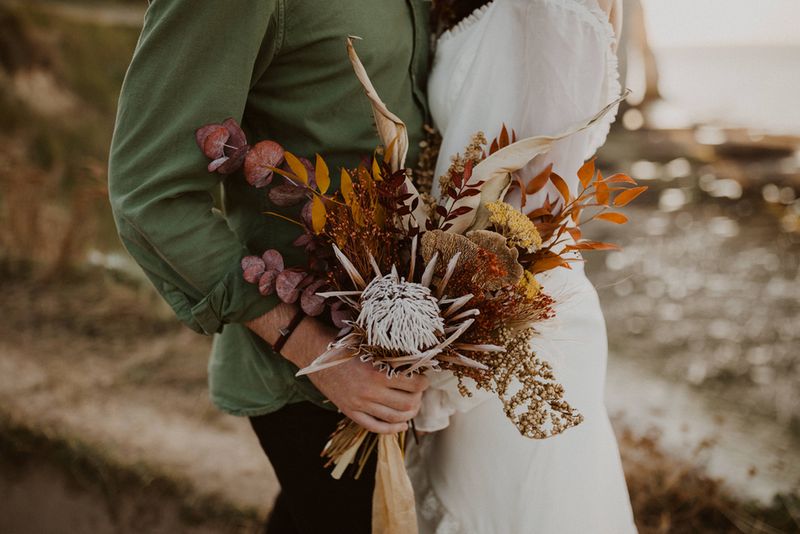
[
  {"x1": 619, "y1": 428, "x2": 800, "y2": 533},
  {"x1": 0, "y1": 2, "x2": 140, "y2": 271}
]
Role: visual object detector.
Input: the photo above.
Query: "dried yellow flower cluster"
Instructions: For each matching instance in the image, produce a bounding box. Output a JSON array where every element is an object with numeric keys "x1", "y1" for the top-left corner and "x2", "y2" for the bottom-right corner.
[
  {"x1": 485, "y1": 201, "x2": 543, "y2": 252},
  {"x1": 517, "y1": 271, "x2": 542, "y2": 300}
]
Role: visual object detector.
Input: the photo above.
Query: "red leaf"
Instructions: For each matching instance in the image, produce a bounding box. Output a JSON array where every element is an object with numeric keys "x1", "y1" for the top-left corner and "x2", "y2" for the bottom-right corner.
[
  {"x1": 613, "y1": 186, "x2": 648, "y2": 207},
  {"x1": 525, "y1": 163, "x2": 553, "y2": 195},
  {"x1": 244, "y1": 140, "x2": 285, "y2": 188}
]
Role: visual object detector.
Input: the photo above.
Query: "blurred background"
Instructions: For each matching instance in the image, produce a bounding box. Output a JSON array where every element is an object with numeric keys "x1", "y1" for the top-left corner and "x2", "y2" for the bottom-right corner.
[{"x1": 0, "y1": 0, "x2": 797, "y2": 532}]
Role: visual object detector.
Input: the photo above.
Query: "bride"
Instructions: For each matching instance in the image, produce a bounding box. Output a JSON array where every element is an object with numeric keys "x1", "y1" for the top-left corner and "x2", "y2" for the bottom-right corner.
[{"x1": 407, "y1": 0, "x2": 637, "y2": 532}]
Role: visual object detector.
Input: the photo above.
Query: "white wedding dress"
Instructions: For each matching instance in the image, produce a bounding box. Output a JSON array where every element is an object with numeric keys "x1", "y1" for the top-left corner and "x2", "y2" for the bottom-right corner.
[{"x1": 407, "y1": 1, "x2": 637, "y2": 533}]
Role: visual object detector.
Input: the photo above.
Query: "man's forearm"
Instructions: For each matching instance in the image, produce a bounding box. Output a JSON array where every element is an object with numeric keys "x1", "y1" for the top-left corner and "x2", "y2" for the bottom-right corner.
[{"x1": 245, "y1": 304, "x2": 335, "y2": 369}]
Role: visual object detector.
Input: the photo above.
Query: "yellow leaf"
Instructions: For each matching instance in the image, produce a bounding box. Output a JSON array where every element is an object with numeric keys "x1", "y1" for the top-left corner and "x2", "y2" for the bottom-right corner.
[
  {"x1": 315, "y1": 154, "x2": 330, "y2": 194},
  {"x1": 311, "y1": 196, "x2": 326, "y2": 234},
  {"x1": 372, "y1": 156, "x2": 383, "y2": 182},
  {"x1": 340, "y1": 169, "x2": 354, "y2": 205},
  {"x1": 384, "y1": 137, "x2": 397, "y2": 164},
  {"x1": 284, "y1": 152, "x2": 308, "y2": 185}
]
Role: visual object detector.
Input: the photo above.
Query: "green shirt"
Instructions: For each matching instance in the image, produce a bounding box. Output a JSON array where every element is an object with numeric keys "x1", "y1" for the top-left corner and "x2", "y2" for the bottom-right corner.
[{"x1": 109, "y1": 0, "x2": 430, "y2": 416}]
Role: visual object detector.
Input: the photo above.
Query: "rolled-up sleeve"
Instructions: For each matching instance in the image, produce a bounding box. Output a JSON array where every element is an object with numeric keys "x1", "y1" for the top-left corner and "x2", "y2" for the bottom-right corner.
[{"x1": 108, "y1": 0, "x2": 282, "y2": 334}]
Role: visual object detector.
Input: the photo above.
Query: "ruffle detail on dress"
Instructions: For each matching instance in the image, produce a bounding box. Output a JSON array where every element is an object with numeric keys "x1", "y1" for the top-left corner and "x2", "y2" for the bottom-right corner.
[{"x1": 437, "y1": 1, "x2": 497, "y2": 44}]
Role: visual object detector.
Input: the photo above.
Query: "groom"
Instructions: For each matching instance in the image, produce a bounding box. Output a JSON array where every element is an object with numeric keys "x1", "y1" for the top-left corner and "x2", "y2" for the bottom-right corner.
[{"x1": 108, "y1": 1, "x2": 430, "y2": 532}]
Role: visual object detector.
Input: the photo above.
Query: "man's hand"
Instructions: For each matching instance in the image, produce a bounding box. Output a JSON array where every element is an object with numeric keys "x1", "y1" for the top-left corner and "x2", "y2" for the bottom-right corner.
[
  {"x1": 246, "y1": 304, "x2": 429, "y2": 434},
  {"x1": 308, "y1": 357, "x2": 428, "y2": 434}
]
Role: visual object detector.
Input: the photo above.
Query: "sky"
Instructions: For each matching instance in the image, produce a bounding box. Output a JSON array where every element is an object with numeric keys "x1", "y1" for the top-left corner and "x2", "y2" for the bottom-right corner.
[{"x1": 641, "y1": 0, "x2": 800, "y2": 47}]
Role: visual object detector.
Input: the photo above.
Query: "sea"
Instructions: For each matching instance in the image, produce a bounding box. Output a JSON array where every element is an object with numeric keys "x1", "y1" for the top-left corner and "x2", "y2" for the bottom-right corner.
[{"x1": 644, "y1": 45, "x2": 800, "y2": 135}]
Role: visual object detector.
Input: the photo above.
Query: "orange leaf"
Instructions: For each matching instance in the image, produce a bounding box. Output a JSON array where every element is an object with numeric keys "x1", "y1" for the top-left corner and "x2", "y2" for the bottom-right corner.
[
  {"x1": 499, "y1": 125, "x2": 509, "y2": 148},
  {"x1": 525, "y1": 163, "x2": 553, "y2": 195},
  {"x1": 529, "y1": 255, "x2": 571, "y2": 275},
  {"x1": 606, "y1": 173, "x2": 637, "y2": 185},
  {"x1": 595, "y1": 212, "x2": 628, "y2": 224},
  {"x1": 311, "y1": 196, "x2": 327, "y2": 234},
  {"x1": 527, "y1": 207, "x2": 551, "y2": 219},
  {"x1": 577, "y1": 158, "x2": 596, "y2": 189},
  {"x1": 284, "y1": 152, "x2": 308, "y2": 185},
  {"x1": 568, "y1": 241, "x2": 620, "y2": 251},
  {"x1": 550, "y1": 172, "x2": 570, "y2": 203},
  {"x1": 315, "y1": 154, "x2": 330, "y2": 194},
  {"x1": 613, "y1": 186, "x2": 648, "y2": 207},
  {"x1": 570, "y1": 206, "x2": 582, "y2": 224},
  {"x1": 596, "y1": 178, "x2": 610, "y2": 206},
  {"x1": 567, "y1": 227, "x2": 582, "y2": 241}
]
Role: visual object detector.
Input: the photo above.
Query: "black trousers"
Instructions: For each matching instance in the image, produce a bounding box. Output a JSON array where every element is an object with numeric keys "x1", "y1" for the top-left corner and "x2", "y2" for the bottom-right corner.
[{"x1": 250, "y1": 402, "x2": 376, "y2": 534}]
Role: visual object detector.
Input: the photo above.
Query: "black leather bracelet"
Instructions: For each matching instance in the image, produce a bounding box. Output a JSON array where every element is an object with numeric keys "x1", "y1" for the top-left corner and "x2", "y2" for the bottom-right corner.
[{"x1": 272, "y1": 309, "x2": 306, "y2": 353}]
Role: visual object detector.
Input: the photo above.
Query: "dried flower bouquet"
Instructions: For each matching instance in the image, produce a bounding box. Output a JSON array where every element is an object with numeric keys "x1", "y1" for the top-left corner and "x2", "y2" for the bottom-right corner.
[{"x1": 195, "y1": 38, "x2": 645, "y2": 534}]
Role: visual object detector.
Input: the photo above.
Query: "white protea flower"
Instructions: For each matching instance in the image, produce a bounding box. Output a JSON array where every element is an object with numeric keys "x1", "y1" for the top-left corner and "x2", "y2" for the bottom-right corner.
[
  {"x1": 296, "y1": 237, "x2": 504, "y2": 378},
  {"x1": 357, "y1": 272, "x2": 444, "y2": 353}
]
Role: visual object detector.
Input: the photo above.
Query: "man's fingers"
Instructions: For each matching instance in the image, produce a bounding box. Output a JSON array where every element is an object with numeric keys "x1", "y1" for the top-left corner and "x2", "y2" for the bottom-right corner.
[
  {"x1": 363, "y1": 402, "x2": 417, "y2": 425},
  {"x1": 349, "y1": 410, "x2": 408, "y2": 435},
  {"x1": 385, "y1": 372, "x2": 429, "y2": 393},
  {"x1": 365, "y1": 386, "x2": 421, "y2": 414}
]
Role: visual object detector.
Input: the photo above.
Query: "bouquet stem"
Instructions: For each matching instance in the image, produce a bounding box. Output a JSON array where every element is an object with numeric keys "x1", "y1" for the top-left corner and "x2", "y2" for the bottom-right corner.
[{"x1": 323, "y1": 418, "x2": 418, "y2": 534}]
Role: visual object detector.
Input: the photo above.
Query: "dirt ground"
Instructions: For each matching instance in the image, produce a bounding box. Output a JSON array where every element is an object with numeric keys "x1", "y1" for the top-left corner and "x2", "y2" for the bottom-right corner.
[{"x1": 0, "y1": 270, "x2": 278, "y2": 532}]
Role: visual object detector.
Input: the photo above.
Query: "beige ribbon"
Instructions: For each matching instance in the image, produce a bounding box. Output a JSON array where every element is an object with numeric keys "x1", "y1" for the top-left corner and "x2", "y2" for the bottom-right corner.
[{"x1": 372, "y1": 433, "x2": 418, "y2": 534}]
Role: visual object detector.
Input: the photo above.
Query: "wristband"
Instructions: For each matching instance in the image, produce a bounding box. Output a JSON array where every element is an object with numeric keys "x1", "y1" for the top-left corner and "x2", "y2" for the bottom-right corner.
[{"x1": 273, "y1": 309, "x2": 306, "y2": 353}]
